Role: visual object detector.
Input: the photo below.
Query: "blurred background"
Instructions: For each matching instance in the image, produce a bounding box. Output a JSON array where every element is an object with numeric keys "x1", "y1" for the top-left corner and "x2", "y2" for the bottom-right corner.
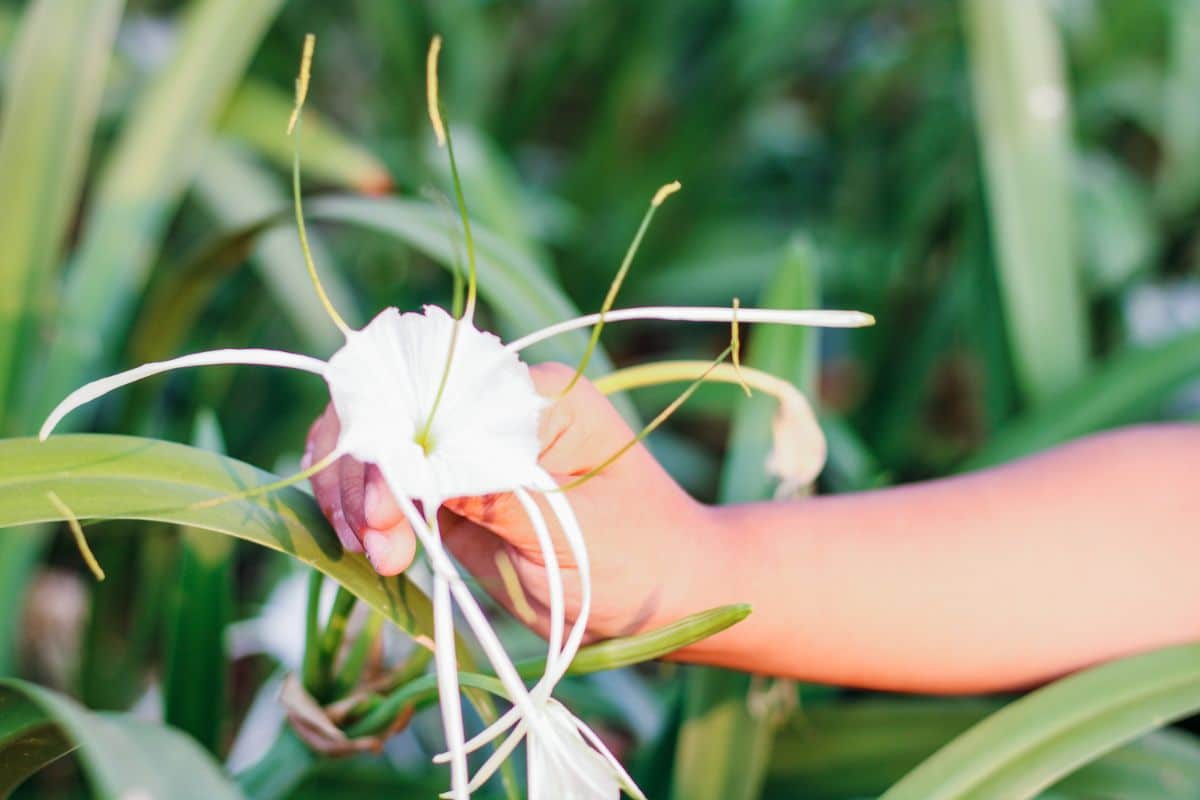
[{"x1": 3, "y1": 0, "x2": 1200, "y2": 797}]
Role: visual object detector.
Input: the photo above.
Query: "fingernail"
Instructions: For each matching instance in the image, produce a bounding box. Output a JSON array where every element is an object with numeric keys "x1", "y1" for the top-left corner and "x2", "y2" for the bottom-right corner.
[{"x1": 363, "y1": 529, "x2": 405, "y2": 575}]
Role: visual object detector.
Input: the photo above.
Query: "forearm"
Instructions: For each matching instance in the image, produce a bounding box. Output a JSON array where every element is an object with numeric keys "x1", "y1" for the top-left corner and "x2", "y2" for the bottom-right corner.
[{"x1": 676, "y1": 424, "x2": 1200, "y2": 693}]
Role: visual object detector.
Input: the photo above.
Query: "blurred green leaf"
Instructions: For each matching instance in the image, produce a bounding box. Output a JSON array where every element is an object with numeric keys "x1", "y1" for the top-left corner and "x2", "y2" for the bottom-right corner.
[
  {"x1": 965, "y1": 326, "x2": 1200, "y2": 469},
  {"x1": 190, "y1": 142, "x2": 362, "y2": 355},
  {"x1": 0, "y1": 677, "x2": 240, "y2": 799},
  {"x1": 30, "y1": 0, "x2": 285, "y2": 428},
  {"x1": 0, "y1": 0, "x2": 123, "y2": 427},
  {"x1": 1158, "y1": 0, "x2": 1200, "y2": 216},
  {"x1": 219, "y1": 80, "x2": 392, "y2": 194},
  {"x1": 882, "y1": 643, "x2": 1200, "y2": 799},
  {"x1": 1075, "y1": 151, "x2": 1156, "y2": 293},
  {"x1": 163, "y1": 413, "x2": 234, "y2": 754},
  {"x1": 0, "y1": 0, "x2": 124, "y2": 679},
  {"x1": 766, "y1": 698, "x2": 1200, "y2": 800},
  {"x1": 965, "y1": 0, "x2": 1088, "y2": 403}
]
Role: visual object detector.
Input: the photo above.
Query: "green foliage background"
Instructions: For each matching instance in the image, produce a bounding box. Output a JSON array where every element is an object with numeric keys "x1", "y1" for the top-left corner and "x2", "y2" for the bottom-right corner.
[{"x1": 2, "y1": 0, "x2": 1200, "y2": 798}]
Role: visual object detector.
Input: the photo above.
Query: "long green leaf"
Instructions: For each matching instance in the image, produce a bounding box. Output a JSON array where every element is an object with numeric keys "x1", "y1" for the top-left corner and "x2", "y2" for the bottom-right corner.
[
  {"x1": 30, "y1": 0, "x2": 284, "y2": 427},
  {"x1": 671, "y1": 238, "x2": 820, "y2": 800},
  {"x1": 881, "y1": 643, "x2": 1200, "y2": 799},
  {"x1": 0, "y1": 0, "x2": 125, "y2": 677},
  {"x1": 0, "y1": 677, "x2": 241, "y2": 799},
  {"x1": 964, "y1": 0, "x2": 1088, "y2": 403},
  {"x1": 766, "y1": 699, "x2": 1200, "y2": 800},
  {"x1": 0, "y1": 435, "x2": 432, "y2": 636},
  {"x1": 0, "y1": 0, "x2": 123, "y2": 427}
]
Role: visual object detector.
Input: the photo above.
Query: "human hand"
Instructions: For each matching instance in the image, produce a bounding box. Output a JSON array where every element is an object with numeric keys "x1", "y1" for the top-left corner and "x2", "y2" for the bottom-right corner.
[{"x1": 305, "y1": 363, "x2": 714, "y2": 642}]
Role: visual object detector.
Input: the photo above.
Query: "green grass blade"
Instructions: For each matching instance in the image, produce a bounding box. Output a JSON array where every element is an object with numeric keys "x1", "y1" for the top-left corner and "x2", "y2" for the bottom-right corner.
[
  {"x1": 671, "y1": 238, "x2": 820, "y2": 800},
  {"x1": 29, "y1": 0, "x2": 285, "y2": 428},
  {"x1": 0, "y1": 678, "x2": 240, "y2": 799},
  {"x1": 964, "y1": 0, "x2": 1088, "y2": 403},
  {"x1": 1157, "y1": 0, "x2": 1200, "y2": 217},
  {"x1": 881, "y1": 643, "x2": 1200, "y2": 799},
  {"x1": 0, "y1": 0, "x2": 124, "y2": 428},
  {"x1": 0, "y1": 435, "x2": 433, "y2": 637},
  {"x1": 764, "y1": 699, "x2": 1200, "y2": 800},
  {"x1": 163, "y1": 414, "x2": 233, "y2": 754}
]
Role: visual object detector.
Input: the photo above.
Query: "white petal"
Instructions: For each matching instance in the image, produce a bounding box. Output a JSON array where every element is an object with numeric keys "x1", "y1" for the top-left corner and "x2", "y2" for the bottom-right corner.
[
  {"x1": 433, "y1": 572, "x2": 470, "y2": 800},
  {"x1": 385, "y1": 481, "x2": 541, "y2": 729},
  {"x1": 515, "y1": 488, "x2": 565, "y2": 675},
  {"x1": 39, "y1": 348, "x2": 327, "y2": 440},
  {"x1": 529, "y1": 701, "x2": 620, "y2": 800},
  {"x1": 326, "y1": 306, "x2": 545, "y2": 504},
  {"x1": 534, "y1": 474, "x2": 592, "y2": 693},
  {"x1": 765, "y1": 387, "x2": 827, "y2": 497},
  {"x1": 448, "y1": 719, "x2": 528, "y2": 796},
  {"x1": 434, "y1": 706, "x2": 520, "y2": 762},
  {"x1": 563, "y1": 704, "x2": 648, "y2": 800},
  {"x1": 506, "y1": 305, "x2": 875, "y2": 353}
]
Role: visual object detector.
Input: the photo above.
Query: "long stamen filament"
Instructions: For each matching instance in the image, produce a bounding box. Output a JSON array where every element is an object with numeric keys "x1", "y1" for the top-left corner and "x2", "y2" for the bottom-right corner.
[
  {"x1": 290, "y1": 34, "x2": 352, "y2": 337},
  {"x1": 508, "y1": 305, "x2": 876, "y2": 353},
  {"x1": 558, "y1": 344, "x2": 733, "y2": 492},
  {"x1": 731, "y1": 298, "x2": 751, "y2": 397},
  {"x1": 426, "y1": 36, "x2": 478, "y2": 322},
  {"x1": 47, "y1": 492, "x2": 105, "y2": 581},
  {"x1": 186, "y1": 450, "x2": 341, "y2": 511},
  {"x1": 559, "y1": 180, "x2": 681, "y2": 397}
]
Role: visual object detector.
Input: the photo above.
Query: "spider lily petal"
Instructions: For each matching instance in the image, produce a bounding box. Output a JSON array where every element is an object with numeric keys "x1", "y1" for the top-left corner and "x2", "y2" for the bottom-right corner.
[
  {"x1": 39, "y1": 348, "x2": 328, "y2": 440},
  {"x1": 506, "y1": 305, "x2": 875, "y2": 353}
]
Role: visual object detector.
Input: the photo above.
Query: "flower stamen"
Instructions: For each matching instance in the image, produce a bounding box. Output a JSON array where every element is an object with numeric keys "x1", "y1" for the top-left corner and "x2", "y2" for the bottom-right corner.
[
  {"x1": 290, "y1": 34, "x2": 352, "y2": 337},
  {"x1": 559, "y1": 180, "x2": 681, "y2": 398},
  {"x1": 46, "y1": 491, "x2": 105, "y2": 581}
]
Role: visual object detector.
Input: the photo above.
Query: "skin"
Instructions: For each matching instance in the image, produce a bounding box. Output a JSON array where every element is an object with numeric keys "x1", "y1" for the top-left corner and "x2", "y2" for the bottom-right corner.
[{"x1": 307, "y1": 362, "x2": 1200, "y2": 695}]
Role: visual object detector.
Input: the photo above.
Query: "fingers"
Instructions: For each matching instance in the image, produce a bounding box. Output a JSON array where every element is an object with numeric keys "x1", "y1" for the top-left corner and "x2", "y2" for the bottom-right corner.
[{"x1": 307, "y1": 405, "x2": 361, "y2": 553}]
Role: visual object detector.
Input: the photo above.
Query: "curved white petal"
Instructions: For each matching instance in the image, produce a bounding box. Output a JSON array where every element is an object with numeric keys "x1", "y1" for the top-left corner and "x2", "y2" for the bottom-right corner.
[
  {"x1": 506, "y1": 305, "x2": 875, "y2": 353},
  {"x1": 386, "y1": 482, "x2": 541, "y2": 729},
  {"x1": 565, "y1": 705, "x2": 648, "y2": 800},
  {"x1": 529, "y1": 700, "x2": 620, "y2": 799},
  {"x1": 433, "y1": 570, "x2": 469, "y2": 800},
  {"x1": 534, "y1": 473, "x2": 592, "y2": 694},
  {"x1": 515, "y1": 488, "x2": 565, "y2": 675},
  {"x1": 39, "y1": 349, "x2": 327, "y2": 440}
]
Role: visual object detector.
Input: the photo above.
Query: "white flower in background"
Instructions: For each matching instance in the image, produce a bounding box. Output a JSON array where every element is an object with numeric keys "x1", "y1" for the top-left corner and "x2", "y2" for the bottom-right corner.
[{"x1": 39, "y1": 33, "x2": 874, "y2": 800}]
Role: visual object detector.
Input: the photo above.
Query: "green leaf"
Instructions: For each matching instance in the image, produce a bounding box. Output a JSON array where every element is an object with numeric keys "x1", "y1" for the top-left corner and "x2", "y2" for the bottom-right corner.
[
  {"x1": 0, "y1": 0, "x2": 123, "y2": 427},
  {"x1": 765, "y1": 698, "x2": 1200, "y2": 800},
  {"x1": 30, "y1": 0, "x2": 285, "y2": 428},
  {"x1": 881, "y1": 643, "x2": 1200, "y2": 799},
  {"x1": 964, "y1": 0, "x2": 1088, "y2": 403},
  {"x1": 219, "y1": 80, "x2": 392, "y2": 193},
  {"x1": 163, "y1": 413, "x2": 233, "y2": 753},
  {"x1": 0, "y1": 434, "x2": 433, "y2": 637},
  {"x1": 0, "y1": 0, "x2": 125, "y2": 676},
  {"x1": 671, "y1": 239, "x2": 820, "y2": 800},
  {"x1": 190, "y1": 142, "x2": 362, "y2": 355},
  {"x1": 0, "y1": 677, "x2": 241, "y2": 799}
]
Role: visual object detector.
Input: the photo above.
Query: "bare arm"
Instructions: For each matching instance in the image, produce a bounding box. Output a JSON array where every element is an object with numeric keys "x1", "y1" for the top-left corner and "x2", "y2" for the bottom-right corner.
[
  {"x1": 308, "y1": 367, "x2": 1200, "y2": 695},
  {"x1": 682, "y1": 424, "x2": 1200, "y2": 693}
]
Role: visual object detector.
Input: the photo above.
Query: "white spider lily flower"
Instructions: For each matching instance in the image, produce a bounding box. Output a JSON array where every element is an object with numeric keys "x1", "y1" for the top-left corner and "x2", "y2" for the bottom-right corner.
[{"x1": 39, "y1": 300, "x2": 870, "y2": 800}]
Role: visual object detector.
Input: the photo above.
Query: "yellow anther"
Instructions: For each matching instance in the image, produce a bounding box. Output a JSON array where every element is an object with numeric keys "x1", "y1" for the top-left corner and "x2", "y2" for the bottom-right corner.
[
  {"x1": 47, "y1": 491, "x2": 105, "y2": 581},
  {"x1": 652, "y1": 180, "x2": 682, "y2": 207},
  {"x1": 427, "y1": 35, "x2": 446, "y2": 146},
  {"x1": 288, "y1": 33, "x2": 315, "y2": 135}
]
